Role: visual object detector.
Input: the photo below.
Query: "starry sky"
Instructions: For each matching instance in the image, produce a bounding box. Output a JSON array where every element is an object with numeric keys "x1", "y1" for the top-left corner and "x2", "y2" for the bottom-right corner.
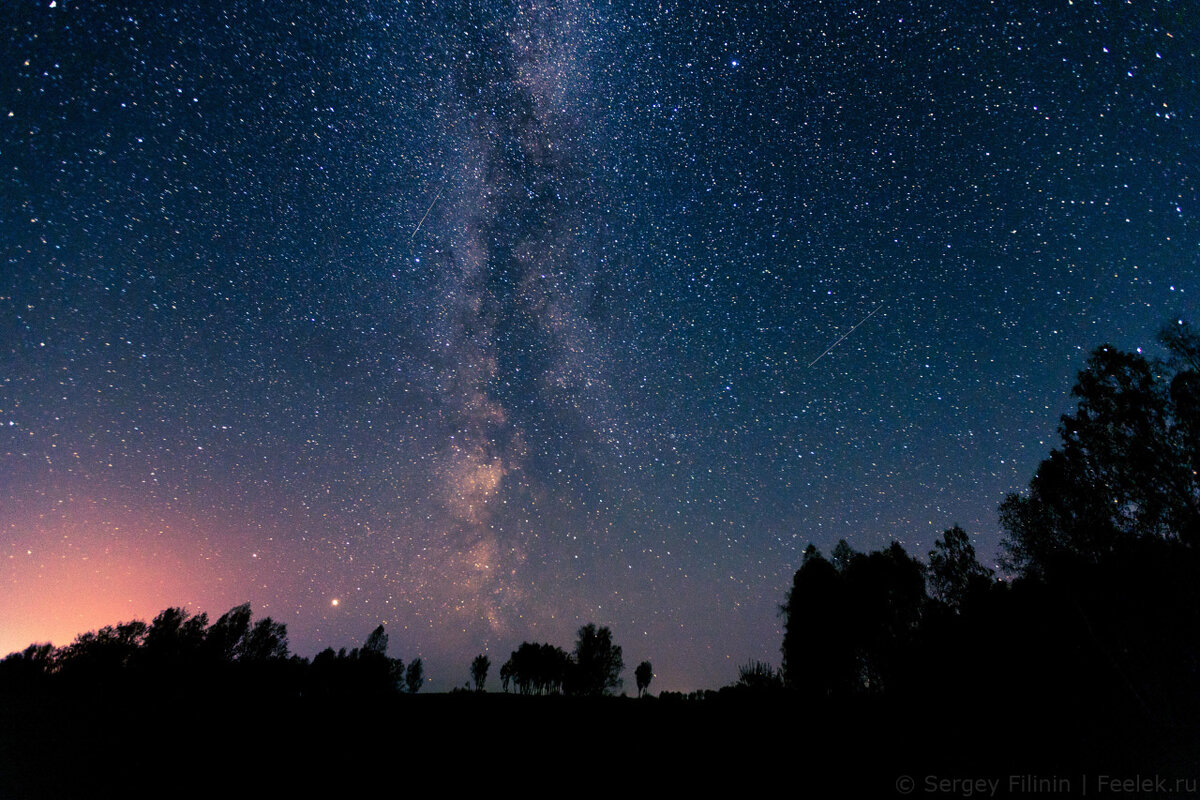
[{"x1": 2, "y1": 0, "x2": 1196, "y2": 691}]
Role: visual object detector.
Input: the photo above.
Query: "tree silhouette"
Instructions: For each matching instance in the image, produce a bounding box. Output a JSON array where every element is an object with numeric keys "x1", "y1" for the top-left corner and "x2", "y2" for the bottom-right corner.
[
  {"x1": 831, "y1": 538, "x2": 856, "y2": 571},
  {"x1": 571, "y1": 623, "x2": 623, "y2": 696},
  {"x1": 782, "y1": 541, "x2": 927, "y2": 695},
  {"x1": 204, "y1": 603, "x2": 251, "y2": 662},
  {"x1": 0, "y1": 642, "x2": 56, "y2": 684},
  {"x1": 349, "y1": 624, "x2": 404, "y2": 694},
  {"x1": 499, "y1": 659, "x2": 513, "y2": 693},
  {"x1": 735, "y1": 660, "x2": 782, "y2": 691},
  {"x1": 634, "y1": 661, "x2": 653, "y2": 698},
  {"x1": 1001, "y1": 325, "x2": 1200, "y2": 577},
  {"x1": 502, "y1": 642, "x2": 571, "y2": 695},
  {"x1": 781, "y1": 544, "x2": 853, "y2": 694},
  {"x1": 405, "y1": 658, "x2": 424, "y2": 693},
  {"x1": 928, "y1": 526, "x2": 994, "y2": 611},
  {"x1": 142, "y1": 607, "x2": 208, "y2": 668},
  {"x1": 502, "y1": 651, "x2": 523, "y2": 693},
  {"x1": 362, "y1": 625, "x2": 388, "y2": 657},
  {"x1": 842, "y1": 542, "x2": 926, "y2": 692},
  {"x1": 57, "y1": 620, "x2": 146, "y2": 681},
  {"x1": 241, "y1": 617, "x2": 289, "y2": 662},
  {"x1": 470, "y1": 654, "x2": 490, "y2": 692},
  {"x1": 0, "y1": 602, "x2": 430, "y2": 715}
]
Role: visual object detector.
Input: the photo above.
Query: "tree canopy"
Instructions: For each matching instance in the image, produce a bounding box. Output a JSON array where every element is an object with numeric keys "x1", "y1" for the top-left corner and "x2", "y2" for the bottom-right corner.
[
  {"x1": 634, "y1": 661, "x2": 653, "y2": 698},
  {"x1": 572, "y1": 623, "x2": 624, "y2": 696},
  {"x1": 405, "y1": 659, "x2": 424, "y2": 693},
  {"x1": 499, "y1": 625, "x2": 626, "y2": 696},
  {"x1": 1000, "y1": 324, "x2": 1200, "y2": 577},
  {"x1": 470, "y1": 654, "x2": 490, "y2": 692},
  {"x1": 781, "y1": 540, "x2": 925, "y2": 696},
  {"x1": 501, "y1": 642, "x2": 571, "y2": 695},
  {"x1": 928, "y1": 525, "x2": 994, "y2": 611}
]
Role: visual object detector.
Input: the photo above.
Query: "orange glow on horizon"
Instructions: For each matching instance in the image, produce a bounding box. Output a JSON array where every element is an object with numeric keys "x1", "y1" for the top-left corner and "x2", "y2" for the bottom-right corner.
[{"x1": 0, "y1": 496, "x2": 262, "y2": 657}]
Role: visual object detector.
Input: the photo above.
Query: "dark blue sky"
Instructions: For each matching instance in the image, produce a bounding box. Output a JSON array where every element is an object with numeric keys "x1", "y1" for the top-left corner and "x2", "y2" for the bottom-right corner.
[{"x1": 2, "y1": 0, "x2": 1195, "y2": 690}]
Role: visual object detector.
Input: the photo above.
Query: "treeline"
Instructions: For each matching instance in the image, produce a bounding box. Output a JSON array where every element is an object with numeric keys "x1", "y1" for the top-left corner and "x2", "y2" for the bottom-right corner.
[
  {"x1": 0, "y1": 603, "x2": 424, "y2": 699},
  {"x1": 2, "y1": 322, "x2": 1198, "y2": 790},
  {"x1": 0, "y1": 607, "x2": 646, "y2": 701},
  {"x1": 492, "y1": 623, "x2": 648, "y2": 697},
  {"x1": 759, "y1": 323, "x2": 1200, "y2": 742}
]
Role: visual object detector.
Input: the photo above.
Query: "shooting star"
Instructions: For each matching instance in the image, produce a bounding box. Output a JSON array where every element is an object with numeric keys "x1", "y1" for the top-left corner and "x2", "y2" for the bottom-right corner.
[
  {"x1": 808, "y1": 302, "x2": 885, "y2": 367},
  {"x1": 410, "y1": 187, "x2": 442, "y2": 240}
]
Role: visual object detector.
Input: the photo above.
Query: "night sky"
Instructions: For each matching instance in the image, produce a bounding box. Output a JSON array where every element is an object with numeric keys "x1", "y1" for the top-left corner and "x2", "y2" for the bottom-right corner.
[{"x1": 2, "y1": 0, "x2": 1196, "y2": 691}]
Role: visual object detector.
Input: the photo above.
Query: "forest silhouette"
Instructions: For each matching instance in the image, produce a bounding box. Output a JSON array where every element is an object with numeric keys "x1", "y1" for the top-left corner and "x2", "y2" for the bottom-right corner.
[{"x1": 3, "y1": 324, "x2": 1199, "y2": 795}]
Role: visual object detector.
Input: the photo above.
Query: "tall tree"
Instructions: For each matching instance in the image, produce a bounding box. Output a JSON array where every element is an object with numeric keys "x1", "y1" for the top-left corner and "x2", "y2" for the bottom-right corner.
[
  {"x1": 634, "y1": 661, "x2": 653, "y2": 698},
  {"x1": 205, "y1": 604, "x2": 251, "y2": 662},
  {"x1": 241, "y1": 617, "x2": 289, "y2": 662},
  {"x1": 504, "y1": 642, "x2": 570, "y2": 695},
  {"x1": 831, "y1": 539, "x2": 856, "y2": 572},
  {"x1": 782, "y1": 542, "x2": 927, "y2": 695},
  {"x1": 405, "y1": 658, "x2": 424, "y2": 693},
  {"x1": 499, "y1": 659, "x2": 513, "y2": 693},
  {"x1": 843, "y1": 542, "x2": 927, "y2": 692},
  {"x1": 362, "y1": 625, "x2": 388, "y2": 657},
  {"x1": 142, "y1": 607, "x2": 208, "y2": 667},
  {"x1": 571, "y1": 624, "x2": 623, "y2": 696},
  {"x1": 781, "y1": 545, "x2": 852, "y2": 694},
  {"x1": 928, "y1": 526, "x2": 994, "y2": 611},
  {"x1": 470, "y1": 654, "x2": 490, "y2": 692},
  {"x1": 1001, "y1": 326, "x2": 1200, "y2": 577}
]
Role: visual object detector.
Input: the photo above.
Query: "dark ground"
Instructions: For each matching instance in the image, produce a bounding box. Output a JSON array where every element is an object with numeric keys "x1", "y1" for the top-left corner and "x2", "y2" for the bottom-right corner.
[{"x1": 2, "y1": 687, "x2": 1195, "y2": 798}]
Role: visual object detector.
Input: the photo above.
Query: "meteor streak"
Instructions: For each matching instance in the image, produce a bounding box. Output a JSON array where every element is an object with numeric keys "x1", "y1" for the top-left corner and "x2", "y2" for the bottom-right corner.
[
  {"x1": 410, "y1": 187, "x2": 442, "y2": 239},
  {"x1": 808, "y1": 303, "x2": 885, "y2": 367}
]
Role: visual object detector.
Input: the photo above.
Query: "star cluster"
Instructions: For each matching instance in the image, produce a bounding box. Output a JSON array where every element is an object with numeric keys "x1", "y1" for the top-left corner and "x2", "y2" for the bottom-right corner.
[{"x1": 2, "y1": 0, "x2": 1195, "y2": 690}]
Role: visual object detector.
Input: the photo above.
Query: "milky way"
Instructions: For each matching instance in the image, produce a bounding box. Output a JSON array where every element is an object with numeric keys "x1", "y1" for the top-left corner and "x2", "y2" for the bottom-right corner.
[{"x1": 1, "y1": 0, "x2": 1195, "y2": 690}]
